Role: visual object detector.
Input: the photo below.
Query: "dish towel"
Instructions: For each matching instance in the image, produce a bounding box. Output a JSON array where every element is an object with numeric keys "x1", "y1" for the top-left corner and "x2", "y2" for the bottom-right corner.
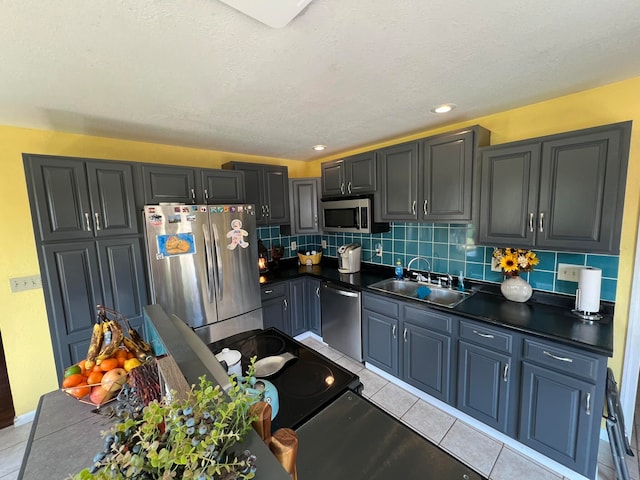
[{"x1": 416, "y1": 285, "x2": 432, "y2": 299}]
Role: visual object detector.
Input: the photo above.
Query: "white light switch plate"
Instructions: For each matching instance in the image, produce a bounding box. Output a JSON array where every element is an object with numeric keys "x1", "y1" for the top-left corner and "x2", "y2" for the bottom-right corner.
[
  {"x1": 557, "y1": 263, "x2": 583, "y2": 282},
  {"x1": 290, "y1": 241, "x2": 297, "y2": 251},
  {"x1": 10, "y1": 274, "x2": 42, "y2": 293},
  {"x1": 321, "y1": 240, "x2": 327, "y2": 249}
]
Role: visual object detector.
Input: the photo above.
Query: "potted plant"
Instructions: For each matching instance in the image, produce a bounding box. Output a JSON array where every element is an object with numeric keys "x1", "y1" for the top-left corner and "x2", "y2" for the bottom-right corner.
[
  {"x1": 493, "y1": 247, "x2": 539, "y2": 302},
  {"x1": 72, "y1": 365, "x2": 260, "y2": 480}
]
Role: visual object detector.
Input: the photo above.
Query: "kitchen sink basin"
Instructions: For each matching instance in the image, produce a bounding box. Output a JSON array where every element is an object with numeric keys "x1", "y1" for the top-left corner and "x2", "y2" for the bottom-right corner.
[{"x1": 368, "y1": 278, "x2": 474, "y2": 308}]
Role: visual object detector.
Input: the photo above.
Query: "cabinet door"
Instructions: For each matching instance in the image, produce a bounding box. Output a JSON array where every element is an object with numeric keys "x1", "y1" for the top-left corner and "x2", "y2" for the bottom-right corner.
[
  {"x1": 264, "y1": 167, "x2": 290, "y2": 224},
  {"x1": 235, "y1": 166, "x2": 266, "y2": 223},
  {"x1": 346, "y1": 152, "x2": 376, "y2": 195},
  {"x1": 519, "y1": 362, "x2": 595, "y2": 474},
  {"x1": 141, "y1": 165, "x2": 197, "y2": 205},
  {"x1": 289, "y1": 179, "x2": 320, "y2": 234},
  {"x1": 477, "y1": 144, "x2": 541, "y2": 247},
  {"x1": 321, "y1": 160, "x2": 344, "y2": 197},
  {"x1": 376, "y1": 142, "x2": 419, "y2": 221},
  {"x1": 25, "y1": 155, "x2": 93, "y2": 242},
  {"x1": 403, "y1": 321, "x2": 452, "y2": 402},
  {"x1": 87, "y1": 162, "x2": 138, "y2": 236},
  {"x1": 457, "y1": 341, "x2": 512, "y2": 433},
  {"x1": 201, "y1": 169, "x2": 245, "y2": 204},
  {"x1": 41, "y1": 242, "x2": 105, "y2": 382},
  {"x1": 306, "y1": 278, "x2": 322, "y2": 336},
  {"x1": 363, "y1": 309, "x2": 399, "y2": 376},
  {"x1": 289, "y1": 278, "x2": 308, "y2": 336},
  {"x1": 537, "y1": 128, "x2": 625, "y2": 253},
  {"x1": 262, "y1": 296, "x2": 290, "y2": 335},
  {"x1": 421, "y1": 131, "x2": 473, "y2": 221}
]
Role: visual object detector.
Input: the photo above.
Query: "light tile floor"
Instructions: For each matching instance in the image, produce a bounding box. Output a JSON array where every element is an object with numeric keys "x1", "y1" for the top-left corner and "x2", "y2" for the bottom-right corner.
[{"x1": 1, "y1": 339, "x2": 639, "y2": 480}]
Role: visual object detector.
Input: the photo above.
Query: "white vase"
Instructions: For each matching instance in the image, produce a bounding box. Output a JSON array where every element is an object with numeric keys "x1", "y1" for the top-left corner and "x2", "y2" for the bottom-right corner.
[{"x1": 501, "y1": 275, "x2": 532, "y2": 303}]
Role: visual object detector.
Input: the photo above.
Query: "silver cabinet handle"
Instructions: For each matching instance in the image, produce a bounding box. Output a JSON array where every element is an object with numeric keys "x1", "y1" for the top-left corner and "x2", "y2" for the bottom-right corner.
[
  {"x1": 94, "y1": 212, "x2": 101, "y2": 231},
  {"x1": 586, "y1": 392, "x2": 591, "y2": 416},
  {"x1": 392, "y1": 324, "x2": 396, "y2": 339},
  {"x1": 403, "y1": 327, "x2": 407, "y2": 342},
  {"x1": 204, "y1": 188, "x2": 209, "y2": 202},
  {"x1": 539, "y1": 212, "x2": 544, "y2": 233},
  {"x1": 265, "y1": 205, "x2": 270, "y2": 217},
  {"x1": 347, "y1": 181, "x2": 352, "y2": 194},
  {"x1": 191, "y1": 188, "x2": 196, "y2": 203},
  {"x1": 423, "y1": 200, "x2": 428, "y2": 215},
  {"x1": 529, "y1": 212, "x2": 534, "y2": 232},
  {"x1": 315, "y1": 286, "x2": 320, "y2": 298},
  {"x1": 283, "y1": 298, "x2": 288, "y2": 311},
  {"x1": 84, "y1": 212, "x2": 92, "y2": 231},
  {"x1": 340, "y1": 182, "x2": 345, "y2": 195},
  {"x1": 264, "y1": 289, "x2": 273, "y2": 294},
  {"x1": 411, "y1": 200, "x2": 416, "y2": 216},
  {"x1": 543, "y1": 350, "x2": 573, "y2": 363},
  {"x1": 473, "y1": 330, "x2": 494, "y2": 339},
  {"x1": 503, "y1": 363, "x2": 509, "y2": 382}
]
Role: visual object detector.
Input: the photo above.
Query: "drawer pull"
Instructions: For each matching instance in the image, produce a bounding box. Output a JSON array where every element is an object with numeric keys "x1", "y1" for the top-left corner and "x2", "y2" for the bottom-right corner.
[
  {"x1": 283, "y1": 298, "x2": 288, "y2": 310},
  {"x1": 264, "y1": 289, "x2": 273, "y2": 294},
  {"x1": 84, "y1": 212, "x2": 92, "y2": 231},
  {"x1": 503, "y1": 363, "x2": 509, "y2": 382},
  {"x1": 191, "y1": 188, "x2": 196, "y2": 203},
  {"x1": 316, "y1": 287, "x2": 320, "y2": 298},
  {"x1": 543, "y1": 350, "x2": 573, "y2": 363},
  {"x1": 403, "y1": 328, "x2": 407, "y2": 343},
  {"x1": 586, "y1": 392, "x2": 591, "y2": 416},
  {"x1": 411, "y1": 200, "x2": 416, "y2": 216},
  {"x1": 94, "y1": 212, "x2": 101, "y2": 231},
  {"x1": 473, "y1": 330, "x2": 494, "y2": 339},
  {"x1": 529, "y1": 212, "x2": 534, "y2": 232},
  {"x1": 392, "y1": 324, "x2": 396, "y2": 339}
]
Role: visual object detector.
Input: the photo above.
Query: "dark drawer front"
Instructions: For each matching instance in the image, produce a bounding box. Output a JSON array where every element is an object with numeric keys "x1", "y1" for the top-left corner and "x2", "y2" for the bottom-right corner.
[
  {"x1": 261, "y1": 283, "x2": 287, "y2": 301},
  {"x1": 459, "y1": 321, "x2": 512, "y2": 354},
  {"x1": 403, "y1": 305, "x2": 452, "y2": 334},
  {"x1": 523, "y1": 339, "x2": 600, "y2": 382},
  {"x1": 363, "y1": 293, "x2": 400, "y2": 318}
]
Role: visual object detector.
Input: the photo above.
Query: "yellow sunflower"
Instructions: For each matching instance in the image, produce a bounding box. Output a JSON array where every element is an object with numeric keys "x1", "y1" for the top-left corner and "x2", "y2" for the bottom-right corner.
[{"x1": 499, "y1": 253, "x2": 519, "y2": 273}]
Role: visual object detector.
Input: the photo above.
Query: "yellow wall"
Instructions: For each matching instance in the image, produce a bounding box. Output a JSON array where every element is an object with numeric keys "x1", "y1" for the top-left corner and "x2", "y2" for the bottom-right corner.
[{"x1": 2, "y1": 75, "x2": 639, "y2": 417}]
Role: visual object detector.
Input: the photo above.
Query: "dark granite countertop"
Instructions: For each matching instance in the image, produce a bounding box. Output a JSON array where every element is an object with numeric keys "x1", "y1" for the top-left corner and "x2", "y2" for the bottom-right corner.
[{"x1": 259, "y1": 258, "x2": 614, "y2": 357}]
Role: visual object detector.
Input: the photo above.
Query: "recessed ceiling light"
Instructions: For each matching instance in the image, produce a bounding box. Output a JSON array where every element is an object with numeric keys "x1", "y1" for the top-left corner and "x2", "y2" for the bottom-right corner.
[
  {"x1": 431, "y1": 103, "x2": 456, "y2": 114},
  {"x1": 312, "y1": 144, "x2": 327, "y2": 151}
]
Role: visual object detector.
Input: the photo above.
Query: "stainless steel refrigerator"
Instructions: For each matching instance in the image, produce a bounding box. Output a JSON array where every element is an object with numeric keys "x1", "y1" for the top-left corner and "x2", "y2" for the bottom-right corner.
[{"x1": 143, "y1": 204, "x2": 263, "y2": 343}]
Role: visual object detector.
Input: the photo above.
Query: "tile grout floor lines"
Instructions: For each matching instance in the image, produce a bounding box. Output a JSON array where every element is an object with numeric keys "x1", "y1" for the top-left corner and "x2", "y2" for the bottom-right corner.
[{"x1": 2, "y1": 338, "x2": 639, "y2": 480}]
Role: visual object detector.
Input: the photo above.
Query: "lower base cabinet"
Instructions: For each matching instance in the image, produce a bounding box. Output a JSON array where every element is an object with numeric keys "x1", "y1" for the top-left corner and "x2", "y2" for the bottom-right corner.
[
  {"x1": 261, "y1": 283, "x2": 290, "y2": 335},
  {"x1": 306, "y1": 278, "x2": 322, "y2": 336},
  {"x1": 363, "y1": 309, "x2": 399, "y2": 376}
]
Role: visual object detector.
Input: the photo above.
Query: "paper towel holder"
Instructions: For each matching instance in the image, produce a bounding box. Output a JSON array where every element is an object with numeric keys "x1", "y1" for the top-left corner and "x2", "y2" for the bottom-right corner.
[{"x1": 572, "y1": 289, "x2": 603, "y2": 322}]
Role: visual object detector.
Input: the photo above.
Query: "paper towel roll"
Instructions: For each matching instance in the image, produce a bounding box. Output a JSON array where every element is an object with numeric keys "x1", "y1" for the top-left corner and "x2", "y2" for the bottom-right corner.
[{"x1": 576, "y1": 267, "x2": 602, "y2": 313}]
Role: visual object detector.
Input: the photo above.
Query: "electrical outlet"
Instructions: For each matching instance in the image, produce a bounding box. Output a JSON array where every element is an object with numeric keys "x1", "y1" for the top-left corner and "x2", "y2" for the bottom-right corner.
[
  {"x1": 321, "y1": 240, "x2": 327, "y2": 249},
  {"x1": 9, "y1": 274, "x2": 42, "y2": 293},
  {"x1": 290, "y1": 241, "x2": 297, "y2": 251},
  {"x1": 375, "y1": 243, "x2": 383, "y2": 257},
  {"x1": 557, "y1": 263, "x2": 583, "y2": 282}
]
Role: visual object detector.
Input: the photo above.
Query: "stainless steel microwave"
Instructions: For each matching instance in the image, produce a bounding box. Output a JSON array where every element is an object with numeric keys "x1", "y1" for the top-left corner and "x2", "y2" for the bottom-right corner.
[{"x1": 321, "y1": 198, "x2": 389, "y2": 234}]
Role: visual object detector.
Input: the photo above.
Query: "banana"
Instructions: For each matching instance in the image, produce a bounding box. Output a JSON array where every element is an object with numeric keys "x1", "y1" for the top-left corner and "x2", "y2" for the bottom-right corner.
[
  {"x1": 121, "y1": 315, "x2": 152, "y2": 354},
  {"x1": 96, "y1": 320, "x2": 124, "y2": 364},
  {"x1": 123, "y1": 336, "x2": 151, "y2": 362},
  {"x1": 85, "y1": 322, "x2": 104, "y2": 370}
]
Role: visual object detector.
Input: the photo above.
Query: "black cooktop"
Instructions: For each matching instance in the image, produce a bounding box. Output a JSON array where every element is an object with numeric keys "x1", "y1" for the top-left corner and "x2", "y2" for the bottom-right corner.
[{"x1": 208, "y1": 328, "x2": 362, "y2": 432}]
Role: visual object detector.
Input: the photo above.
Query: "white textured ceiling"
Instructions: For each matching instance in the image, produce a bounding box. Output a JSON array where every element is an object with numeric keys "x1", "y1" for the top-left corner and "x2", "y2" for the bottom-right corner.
[{"x1": 1, "y1": 1, "x2": 640, "y2": 160}]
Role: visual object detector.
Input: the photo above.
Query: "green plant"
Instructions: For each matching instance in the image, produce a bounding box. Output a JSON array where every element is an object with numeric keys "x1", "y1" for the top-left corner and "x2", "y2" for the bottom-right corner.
[{"x1": 72, "y1": 362, "x2": 259, "y2": 480}]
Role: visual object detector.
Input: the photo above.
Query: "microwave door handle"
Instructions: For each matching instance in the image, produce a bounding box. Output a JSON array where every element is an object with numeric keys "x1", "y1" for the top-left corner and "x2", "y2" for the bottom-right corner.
[
  {"x1": 211, "y1": 223, "x2": 223, "y2": 300},
  {"x1": 202, "y1": 224, "x2": 215, "y2": 303},
  {"x1": 355, "y1": 207, "x2": 361, "y2": 230}
]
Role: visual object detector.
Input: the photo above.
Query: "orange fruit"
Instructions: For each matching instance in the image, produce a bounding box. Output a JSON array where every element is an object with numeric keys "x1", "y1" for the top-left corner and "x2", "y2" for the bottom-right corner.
[
  {"x1": 87, "y1": 371, "x2": 104, "y2": 385},
  {"x1": 115, "y1": 349, "x2": 128, "y2": 359},
  {"x1": 77, "y1": 360, "x2": 88, "y2": 375},
  {"x1": 62, "y1": 373, "x2": 85, "y2": 389},
  {"x1": 100, "y1": 358, "x2": 119, "y2": 372},
  {"x1": 69, "y1": 382, "x2": 91, "y2": 399},
  {"x1": 126, "y1": 351, "x2": 135, "y2": 359}
]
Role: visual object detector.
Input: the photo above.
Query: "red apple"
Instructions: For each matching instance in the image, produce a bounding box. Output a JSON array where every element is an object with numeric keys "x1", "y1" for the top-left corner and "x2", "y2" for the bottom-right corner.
[
  {"x1": 101, "y1": 368, "x2": 127, "y2": 393},
  {"x1": 89, "y1": 385, "x2": 115, "y2": 405}
]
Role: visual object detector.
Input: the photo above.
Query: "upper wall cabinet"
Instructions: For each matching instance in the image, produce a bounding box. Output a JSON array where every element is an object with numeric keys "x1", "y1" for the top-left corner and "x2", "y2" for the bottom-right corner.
[
  {"x1": 321, "y1": 152, "x2": 376, "y2": 198},
  {"x1": 223, "y1": 162, "x2": 290, "y2": 225},
  {"x1": 141, "y1": 164, "x2": 245, "y2": 205},
  {"x1": 477, "y1": 121, "x2": 631, "y2": 253},
  {"x1": 376, "y1": 126, "x2": 490, "y2": 222},
  {"x1": 24, "y1": 154, "x2": 139, "y2": 241},
  {"x1": 289, "y1": 178, "x2": 321, "y2": 235}
]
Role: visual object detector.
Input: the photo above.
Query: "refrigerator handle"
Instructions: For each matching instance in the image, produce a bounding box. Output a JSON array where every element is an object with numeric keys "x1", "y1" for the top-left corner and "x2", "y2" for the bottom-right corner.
[
  {"x1": 211, "y1": 223, "x2": 223, "y2": 300},
  {"x1": 202, "y1": 224, "x2": 215, "y2": 303}
]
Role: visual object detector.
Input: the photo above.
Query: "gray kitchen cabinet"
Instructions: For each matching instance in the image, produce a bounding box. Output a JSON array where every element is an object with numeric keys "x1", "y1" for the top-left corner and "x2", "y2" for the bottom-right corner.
[
  {"x1": 289, "y1": 178, "x2": 320, "y2": 235},
  {"x1": 306, "y1": 278, "x2": 322, "y2": 336},
  {"x1": 261, "y1": 283, "x2": 291, "y2": 335},
  {"x1": 456, "y1": 320, "x2": 519, "y2": 435},
  {"x1": 224, "y1": 162, "x2": 290, "y2": 225},
  {"x1": 321, "y1": 152, "x2": 376, "y2": 198},
  {"x1": 519, "y1": 338, "x2": 606, "y2": 479},
  {"x1": 41, "y1": 237, "x2": 147, "y2": 383},
  {"x1": 363, "y1": 293, "x2": 400, "y2": 376},
  {"x1": 24, "y1": 155, "x2": 139, "y2": 241},
  {"x1": 141, "y1": 164, "x2": 245, "y2": 205},
  {"x1": 200, "y1": 169, "x2": 245, "y2": 204},
  {"x1": 477, "y1": 121, "x2": 631, "y2": 253},
  {"x1": 402, "y1": 305, "x2": 455, "y2": 403},
  {"x1": 289, "y1": 278, "x2": 308, "y2": 336},
  {"x1": 376, "y1": 127, "x2": 489, "y2": 222}
]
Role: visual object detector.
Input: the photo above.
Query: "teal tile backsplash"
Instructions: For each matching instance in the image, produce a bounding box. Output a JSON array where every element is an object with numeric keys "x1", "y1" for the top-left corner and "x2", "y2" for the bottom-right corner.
[{"x1": 257, "y1": 223, "x2": 619, "y2": 303}]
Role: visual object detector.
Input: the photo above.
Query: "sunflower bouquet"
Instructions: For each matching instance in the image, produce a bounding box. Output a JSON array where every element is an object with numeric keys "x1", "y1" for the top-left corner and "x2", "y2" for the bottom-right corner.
[{"x1": 493, "y1": 248, "x2": 539, "y2": 277}]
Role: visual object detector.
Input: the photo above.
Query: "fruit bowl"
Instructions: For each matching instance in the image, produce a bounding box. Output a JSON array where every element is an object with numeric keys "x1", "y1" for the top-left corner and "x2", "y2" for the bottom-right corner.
[{"x1": 298, "y1": 251, "x2": 322, "y2": 265}]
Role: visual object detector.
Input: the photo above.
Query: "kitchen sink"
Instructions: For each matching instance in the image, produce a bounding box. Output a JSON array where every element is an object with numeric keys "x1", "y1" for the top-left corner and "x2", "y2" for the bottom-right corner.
[{"x1": 368, "y1": 278, "x2": 474, "y2": 308}]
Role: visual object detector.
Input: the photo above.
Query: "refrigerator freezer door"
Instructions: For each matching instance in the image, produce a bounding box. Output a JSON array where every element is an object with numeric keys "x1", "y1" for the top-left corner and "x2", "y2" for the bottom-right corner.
[
  {"x1": 208, "y1": 206, "x2": 261, "y2": 322},
  {"x1": 144, "y1": 206, "x2": 217, "y2": 329}
]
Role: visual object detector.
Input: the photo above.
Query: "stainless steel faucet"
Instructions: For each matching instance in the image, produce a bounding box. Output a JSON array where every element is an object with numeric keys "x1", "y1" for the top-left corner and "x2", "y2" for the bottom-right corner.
[{"x1": 407, "y1": 256, "x2": 431, "y2": 283}]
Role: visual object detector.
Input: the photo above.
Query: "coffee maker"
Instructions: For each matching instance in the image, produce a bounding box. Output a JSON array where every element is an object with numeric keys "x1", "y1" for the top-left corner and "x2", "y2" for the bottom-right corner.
[{"x1": 338, "y1": 243, "x2": 362, "y2": 273}]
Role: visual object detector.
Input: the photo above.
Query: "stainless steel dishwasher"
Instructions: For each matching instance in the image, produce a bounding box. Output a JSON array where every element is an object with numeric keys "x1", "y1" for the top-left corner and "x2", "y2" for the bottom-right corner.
[{"x1": 320, "y1": 281, "x2": 362, "y2": 361}]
